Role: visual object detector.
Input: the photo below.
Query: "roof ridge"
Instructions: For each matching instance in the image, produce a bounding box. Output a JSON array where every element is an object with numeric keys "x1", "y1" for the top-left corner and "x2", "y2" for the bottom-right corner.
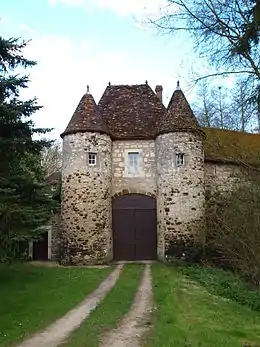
[{"x1": 203, "y1": 127, "x2": 260, "y2": 136}]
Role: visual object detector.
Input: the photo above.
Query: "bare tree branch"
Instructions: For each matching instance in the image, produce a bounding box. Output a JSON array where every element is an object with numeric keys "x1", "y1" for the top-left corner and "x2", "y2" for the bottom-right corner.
[
  {"x1": 153, "y1": 0, "x2": 260, "y2": 130},
  {"x1": 41, "y1": 141, "x2": 62, "y2": 176}
]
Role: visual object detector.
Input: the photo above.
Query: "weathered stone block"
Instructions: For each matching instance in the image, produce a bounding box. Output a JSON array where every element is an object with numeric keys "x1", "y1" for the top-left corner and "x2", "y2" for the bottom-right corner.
[
  {"x1": 156, "y1": 132, "x2": 205, "y2": 260},
  {"x1": 60, "y1": 132, "x2": 112, "y2": 265}
]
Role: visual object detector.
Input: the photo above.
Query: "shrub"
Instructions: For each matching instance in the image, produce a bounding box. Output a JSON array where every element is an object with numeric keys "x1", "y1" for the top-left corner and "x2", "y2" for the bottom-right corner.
[{"x1": 205, "y1": 175, "x2": 260, "y2": 287}]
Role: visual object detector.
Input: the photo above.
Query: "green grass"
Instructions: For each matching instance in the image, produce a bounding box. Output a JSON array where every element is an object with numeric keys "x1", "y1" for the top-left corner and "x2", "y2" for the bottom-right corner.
[
  {"x1": 145, "y1": 263, "x2": 260, "y2": 347},
  {"x1": 180, "y1": 265, "x2": 260, "y2": 311},
  {"x1": 62, "y1": 264, "x2": 143, "y2": 347},
  {"x1": 0, "y1": 263, "x2": 112, "y2": 346}
]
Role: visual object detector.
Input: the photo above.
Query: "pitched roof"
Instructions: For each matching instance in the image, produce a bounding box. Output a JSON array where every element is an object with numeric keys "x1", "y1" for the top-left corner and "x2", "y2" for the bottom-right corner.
[
  {"x1": 45, "y1": 171, "x2": 61, "y2": 184},
  {"x1": 98, "y1": 84, "x2": 166, "y2": 139},
  {"x1": 157, "y1": 88, "x2": 202, "y2": 135},
  {"x1": 204, "y1": 127, "x2": 260, "y2": 168},
  {"x1": 60, "y1": 92, "x2": 109, "y2": 138}
]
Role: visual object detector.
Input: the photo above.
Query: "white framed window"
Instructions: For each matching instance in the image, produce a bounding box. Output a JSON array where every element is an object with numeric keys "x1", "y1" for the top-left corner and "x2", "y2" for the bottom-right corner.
[
  {"x1": 176, "y1": 153, "x2": 185, "y2": 166},
  {"x1": 128, "y1": 152, "x2": 140, "y2": 175},
  {"x1": 88, "y1": 153, "x2": 97, "y2": 166}
]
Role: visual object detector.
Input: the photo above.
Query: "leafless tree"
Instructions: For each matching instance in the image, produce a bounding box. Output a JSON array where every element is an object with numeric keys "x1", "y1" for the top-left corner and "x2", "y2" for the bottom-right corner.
[
  {"x1": 193, "y1": 78, "x2": 257, "y2": 131},
  {"x1": 193, "y1": 81, "x2": 235, "y2": 130},
  {"x1": 193, "y1": 80, "x2": 215, "y2": 128},
  {"x1": 41, "y1": 141, "x2": 62, "y2": 176},
  {"x1": 155, "y1": 0, "x2": 260, "y2": 131},
  {"x1": 231, "y1": 78, "x2": 257, "y2": 131}
]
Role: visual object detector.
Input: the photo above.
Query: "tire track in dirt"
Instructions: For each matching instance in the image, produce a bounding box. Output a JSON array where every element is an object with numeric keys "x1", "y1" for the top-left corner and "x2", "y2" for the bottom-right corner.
[
  {"x1": 16, "y1": 265, "x2": 123, "y2": 347},
  {"x1": 99, "y1": 263, "x2": 153, "y2": 347}
]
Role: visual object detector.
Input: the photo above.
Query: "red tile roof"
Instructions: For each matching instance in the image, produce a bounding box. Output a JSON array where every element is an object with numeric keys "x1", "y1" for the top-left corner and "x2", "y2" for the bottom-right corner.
[
  {"x1": 60, "y1": 93, "x2": 109, "y2": 138},
  {"x1": 98, "y1": 84, "x2": 166, "y2": 139},
  {"x1": 157, "y1": 89, "x2": 202, "y2": 135},
  {"x1": 61, "y1": 84, "x2": 201, "y2": 140},
  {"x1": 58, "y1": 84, "x2": 260, "y2": 168},
  {"x1": 45, "y1": 171, "x2": 61, "y2": 184}
]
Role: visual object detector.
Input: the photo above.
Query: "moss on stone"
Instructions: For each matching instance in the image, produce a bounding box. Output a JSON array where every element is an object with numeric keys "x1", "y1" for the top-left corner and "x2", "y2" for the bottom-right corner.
[{"x1": 204, "y1": 128, "x2": 260, "y2": 167}]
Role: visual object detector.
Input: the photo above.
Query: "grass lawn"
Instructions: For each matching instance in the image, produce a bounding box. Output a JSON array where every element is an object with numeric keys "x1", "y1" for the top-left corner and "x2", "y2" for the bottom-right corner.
[
  {"x1": 145, "y1": 263, "x2": 260, "y2": 347},
  {"x1": 0, "y1": 263, "x2": 112, "y2": 347},
  {"x1": 62, "y1": 264, "x2": 143, "y2": 347}
]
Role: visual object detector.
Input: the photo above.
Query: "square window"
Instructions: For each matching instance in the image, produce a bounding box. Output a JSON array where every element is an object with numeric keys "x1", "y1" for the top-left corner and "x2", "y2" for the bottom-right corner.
[
  {"x1": 88, "y1": 153, "x2": 97, "y2": 166},
  {"x1": 128, "y1": 152, "x2": 139, "y2": 175},
  {"x1": 176, "y1": 153, "x2": 185, "y2": 166}
]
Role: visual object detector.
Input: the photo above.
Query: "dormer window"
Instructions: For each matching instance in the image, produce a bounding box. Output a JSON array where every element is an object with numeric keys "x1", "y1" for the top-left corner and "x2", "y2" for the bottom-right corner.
[
  {"x1": 88, "y1": 153, "x2": 97, "y2": 166},
  {"x1": 176, "y1": 153, "x2": 185, "y2": 166}
]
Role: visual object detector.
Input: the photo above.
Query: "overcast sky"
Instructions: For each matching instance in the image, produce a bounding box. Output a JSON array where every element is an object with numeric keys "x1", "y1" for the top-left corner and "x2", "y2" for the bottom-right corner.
[{"x1": 1, "y1": 0, "x2": 211, "y2": 140}]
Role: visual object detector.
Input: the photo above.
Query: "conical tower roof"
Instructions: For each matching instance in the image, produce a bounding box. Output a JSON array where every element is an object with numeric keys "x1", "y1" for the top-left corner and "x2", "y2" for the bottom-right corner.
[
  {"x1": 61, "y1": 87, "x2": 109, "y2": 138},
  {"x1": 157, "y1": 82, "x2": 202, "y2": 136}
]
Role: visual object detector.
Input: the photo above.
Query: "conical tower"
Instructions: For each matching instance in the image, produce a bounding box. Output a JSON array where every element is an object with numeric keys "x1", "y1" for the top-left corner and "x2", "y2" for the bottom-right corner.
[
  {"x1": 60, "y1": 87, "x2": 112, "y2": 265},
  {"x1": 156, "y1": 82, "x2": 205, "y2": 261}
]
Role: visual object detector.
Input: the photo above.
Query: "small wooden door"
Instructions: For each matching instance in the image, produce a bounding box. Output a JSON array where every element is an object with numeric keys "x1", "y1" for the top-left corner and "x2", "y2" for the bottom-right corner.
[
  {"x1": 113, "y1": 194, "x2": 157, "y2": 261},
  {"x1": 33, "y1": 232, "x2": 48, "y2": 260}
]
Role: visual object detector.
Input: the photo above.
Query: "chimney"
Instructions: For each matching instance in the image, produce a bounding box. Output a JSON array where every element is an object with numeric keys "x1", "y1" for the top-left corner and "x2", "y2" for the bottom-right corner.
[{"x1": 155, "y1": 85, "x2": 163, "y2": 103}]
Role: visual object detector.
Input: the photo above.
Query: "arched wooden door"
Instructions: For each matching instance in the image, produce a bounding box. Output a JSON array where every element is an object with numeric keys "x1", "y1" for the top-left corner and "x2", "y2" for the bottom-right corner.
[{"x1": 113, "y1": 194, "x2": 157, "y2": 261}]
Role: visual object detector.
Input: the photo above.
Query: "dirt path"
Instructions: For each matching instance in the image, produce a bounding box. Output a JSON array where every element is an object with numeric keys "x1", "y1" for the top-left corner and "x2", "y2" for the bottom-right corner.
[
  {"x1": 16, "y1": 265, "x2": 123, "y2": 347},
  {"x1": 99, "y1": 263, "x2": 153, "y2": 347}
]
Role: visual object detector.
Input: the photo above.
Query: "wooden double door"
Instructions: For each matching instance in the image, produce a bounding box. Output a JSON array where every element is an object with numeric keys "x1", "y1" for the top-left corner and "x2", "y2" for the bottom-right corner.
[{"x1": 113, "y1": 194, "x2": 157, "y2": 261}]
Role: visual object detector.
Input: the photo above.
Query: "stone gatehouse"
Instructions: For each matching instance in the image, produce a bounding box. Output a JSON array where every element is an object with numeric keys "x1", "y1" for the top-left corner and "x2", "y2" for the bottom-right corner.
[{"x1": 31, "y1": 82, "x2": 260, "y2": 264}]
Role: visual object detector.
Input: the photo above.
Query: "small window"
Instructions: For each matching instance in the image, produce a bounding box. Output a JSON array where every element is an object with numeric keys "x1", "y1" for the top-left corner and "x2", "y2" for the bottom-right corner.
[
  {"x1": 176, "y1": 153, "x2": 185, "y2": 166},
  {"x1": 128, "y1": 152, "x2": 139, "y2": 175},
  {"x1": 88, "y1": 153, "x2": 97, "y2": 166}
]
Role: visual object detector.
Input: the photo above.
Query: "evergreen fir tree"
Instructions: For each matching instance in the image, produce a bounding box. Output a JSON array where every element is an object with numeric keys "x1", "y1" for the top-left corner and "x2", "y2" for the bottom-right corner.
[{"x1": 0, "y1": 36, "x2": 57, "y2": 261}]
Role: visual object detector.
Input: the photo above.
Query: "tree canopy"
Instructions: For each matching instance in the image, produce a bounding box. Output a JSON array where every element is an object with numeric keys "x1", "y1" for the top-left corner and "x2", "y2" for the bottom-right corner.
[
  {"x1": 0, "y1": 36, "x2": 57, "y2": 261},
  {"x1": 235, "y1": 1, "x2": 260, "y2": 56}
]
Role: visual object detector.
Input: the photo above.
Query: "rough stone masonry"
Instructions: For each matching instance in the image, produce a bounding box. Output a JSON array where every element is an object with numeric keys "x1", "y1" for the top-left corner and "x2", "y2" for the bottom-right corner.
[
  {"x1": 60, "y1": 132, "x2": 112, "y2": 265},
  {"x1": 54, "y1": 82, "x2": 259, "y2": 265}
]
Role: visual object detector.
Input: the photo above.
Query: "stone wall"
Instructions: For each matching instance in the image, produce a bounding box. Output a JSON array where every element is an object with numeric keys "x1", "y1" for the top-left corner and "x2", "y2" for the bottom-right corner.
[
  {"x1": 205, "y1": 162, "x2": 243, "y2": 193},
  {"x1": 51, "y1": 214, "x2": 60, "y2": 261},
  {"x1": 58, "y1": 131, "x2": 247, "y2": 265},
  {"x1": 112, "y1": 140, "x2": 156, "y2": 196},
  {"x1": 156, "y1": 132, "x2": 205, "y2": 260},
  {"x1": 60, "y1": 132, "x2": 112, "y2": 265}
]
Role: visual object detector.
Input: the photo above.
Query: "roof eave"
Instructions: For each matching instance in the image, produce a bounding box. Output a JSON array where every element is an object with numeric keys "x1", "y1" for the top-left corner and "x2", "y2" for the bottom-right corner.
[
  {"x1": 156, "y1": 128, "x2": 205, "y2": 138},
  {"x1": 60, "y1": 128, "x2": 111, "y2": 139}
]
